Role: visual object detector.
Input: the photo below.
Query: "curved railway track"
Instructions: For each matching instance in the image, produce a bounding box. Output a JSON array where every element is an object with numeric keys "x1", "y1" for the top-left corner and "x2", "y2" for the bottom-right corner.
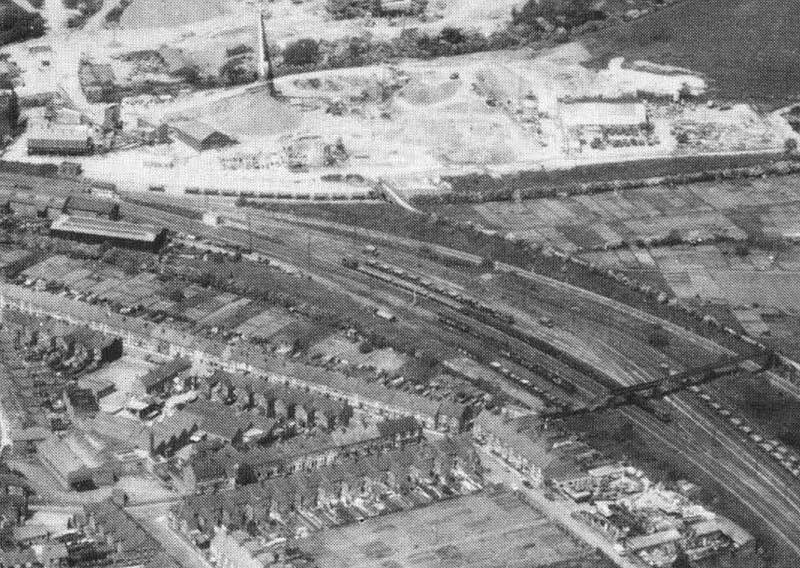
[{"x1": 123, "y1": 198, "x2": 800, "y2": 562}]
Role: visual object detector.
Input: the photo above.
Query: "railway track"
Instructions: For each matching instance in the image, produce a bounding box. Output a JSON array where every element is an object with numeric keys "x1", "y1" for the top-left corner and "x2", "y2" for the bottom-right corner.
[{"x1": 123, "y1": 198, "x2": 800, "y2": 561}]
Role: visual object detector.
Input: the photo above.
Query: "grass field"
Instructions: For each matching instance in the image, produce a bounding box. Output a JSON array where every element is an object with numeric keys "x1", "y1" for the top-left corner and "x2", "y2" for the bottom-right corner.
[
  {"x1": 584, "y1": 0, "x2": 800, "y2": 107},
  {"x1": 299, "y1": 487, "x2": 613, "y2": 568}
]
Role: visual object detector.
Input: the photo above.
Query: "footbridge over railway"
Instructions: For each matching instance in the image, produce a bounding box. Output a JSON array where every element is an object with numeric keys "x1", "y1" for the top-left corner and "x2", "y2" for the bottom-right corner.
[{"x1": 544, "y1": 351, "x2": 772, "y2": 420}]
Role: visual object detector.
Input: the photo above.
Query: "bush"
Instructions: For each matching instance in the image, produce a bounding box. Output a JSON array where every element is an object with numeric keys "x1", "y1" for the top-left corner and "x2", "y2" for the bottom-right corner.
[
  {"x1": 283, "y1": 38, "x2": 321, "y2": 67},
  {"x1": 105, "y1": 5, "x2": 123, "y2": 22},
  {"x1": 440, "y1": 27, "x2": 465, "y2": 45},
  {"x1": 513, "y1": 0, "x2": 605, "y2": 31},
  {"x1": 326, "y1": 0, "x2": 371, "y2": 19}
]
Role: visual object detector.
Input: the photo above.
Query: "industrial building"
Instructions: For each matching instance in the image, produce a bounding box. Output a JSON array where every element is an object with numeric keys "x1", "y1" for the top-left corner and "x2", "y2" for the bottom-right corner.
[
  {"x1": 27, "y1": 125, "x2": 95, "y2": 156},
  {"x1": 560, "y1": 101, "x2": 648, "y2": 128},
  {"x1": 49, "y1": 215, "x2": 167, "y2": 252},
  {"x1": 62, "y1": 194, "x2": 120, "y2": 220},
  {"x1": 169, "y1": 120, "x2": 235, "y2": 152},
  {"x1": 0, "y1": 188, "x2": 67, "y2": 218},
  {"x1": 134, "y1": 357, "x2": 192, "y2": 395},
  {"x1": 37, "y1": 434, "x2": 116, "y2": 490},
  {"x1": 78, "y1": 61, "x2": 117, "y2": 103}
]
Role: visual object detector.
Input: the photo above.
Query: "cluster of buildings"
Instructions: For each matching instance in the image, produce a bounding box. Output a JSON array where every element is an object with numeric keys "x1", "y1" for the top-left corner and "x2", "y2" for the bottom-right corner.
[
  {"x1": 473, "y1": 411, "x2": 602, "y2": 487},
  {"x1": 575, "y1": 475, "x2": 758, "y2": 567},
  {"x1": 560, "y1": 100, "x2": 656, "y2": 151},
  {"x1": 78, "y1": 61, "x2": 117, "y2": 104},
  {"x1": 0, "y1": 498, "x2": 171, "y2": 568},
  {"x1": 0, "y1": 178, "x2": 165, "y2": 252},
  {"x1": 176, "y1": 414, "x2": 424, "y2": 494},
  {"x1": 1, "y1": 309, "x2": 122, "y2": 442},
  {"x1": 81, "y1": 47, "x2": 200, "y2": 105},
  {"x1": 472, "y1": 411, "x2": 756, "y2": 568},
  {"x1": 170, "y1": 436, "x2": 481, "y2": 564},
  {"x1": 0, "y1": 183, "x2": 118, "y2": 222}
]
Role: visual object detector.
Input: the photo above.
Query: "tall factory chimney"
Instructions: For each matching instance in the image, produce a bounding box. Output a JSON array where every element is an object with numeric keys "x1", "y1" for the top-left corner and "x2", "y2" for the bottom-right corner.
[{"x1": 257, "y1": 9, "x2": 277, "y2": 97}]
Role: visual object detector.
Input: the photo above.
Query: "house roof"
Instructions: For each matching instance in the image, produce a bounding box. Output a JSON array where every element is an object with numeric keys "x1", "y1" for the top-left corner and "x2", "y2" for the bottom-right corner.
[
  {"x1": 28, "y1": 124, "x2": 93, "y2": 144},
  {"x1": 139, "y1": 357, "x2": 191, "y2": 389},
  {"x1": 12, "y1": 523, "x2": 49, "y2": 541},
  {"x1": 0, "y1": 549, "x2": 37, "y2": 567},
  {"x1": 151, "y1": 410, "x2": 198, "y2": 445},
  {"x1": 626, "y1": 528, "x2": 682, "y2": 551},
  {"x1": 64, "y1": 194, "x2": 118, "y2": 216},
  {"x1": 171, "y1": 120, "x2": 228, "y2": 143},
  {"x1": 85, "y1": 500, "x2": 160, "y2": 554},
  {"x1": 51, "y1": 215, "x2": 163, "y2": 243},
  {"x1": 561, "y1": 101, "x2": 647, "y2": 127},
  {"x1": 376, "y1": 416, "x2": 421, "y2": 438},
  {"x1": 89, "y1": 412, "x2": 147, "y2": 444},
  {"x1": 475, "y1": 411, "x2": 586, "y2": 481}
]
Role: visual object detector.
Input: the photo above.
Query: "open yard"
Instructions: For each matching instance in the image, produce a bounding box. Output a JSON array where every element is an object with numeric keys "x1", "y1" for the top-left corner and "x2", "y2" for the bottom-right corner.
[{"x1": 299, "y1": 487, "x2": 613, "y2": 568}]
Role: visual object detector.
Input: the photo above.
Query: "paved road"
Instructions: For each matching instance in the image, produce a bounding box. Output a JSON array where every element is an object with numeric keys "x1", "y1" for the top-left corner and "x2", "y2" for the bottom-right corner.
[{"x1": 478, "y1": 449, "x2": 640, "y2": 568}]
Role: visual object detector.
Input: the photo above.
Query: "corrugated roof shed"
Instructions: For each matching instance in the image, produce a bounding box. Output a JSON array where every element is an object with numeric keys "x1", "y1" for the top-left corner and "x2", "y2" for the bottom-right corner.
[
  {"x1": 51, "y1": 215, "x2": 162, "y2": 243},
  {"x1": 64, "y1": 194, "x2": 119, "y2": 218}
]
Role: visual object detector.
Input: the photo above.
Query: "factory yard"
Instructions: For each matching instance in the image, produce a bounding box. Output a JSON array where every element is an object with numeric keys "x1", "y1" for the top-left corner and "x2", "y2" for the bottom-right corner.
[
  {"x1": 299, "y1": 486, "x2": 612, "y2": 568},
  {"x1": 2, "y1": 19, "x2": 794, "y2": 197}
]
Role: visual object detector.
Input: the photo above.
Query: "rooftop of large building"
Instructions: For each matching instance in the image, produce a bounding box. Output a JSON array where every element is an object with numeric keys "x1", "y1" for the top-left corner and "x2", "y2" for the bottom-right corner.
[
  {"x1": 561, "y1": 101, "x2": 647, "y2": 127},
  {"x1": 50, "y1": 215, "x2": 164, "y2": 242}
]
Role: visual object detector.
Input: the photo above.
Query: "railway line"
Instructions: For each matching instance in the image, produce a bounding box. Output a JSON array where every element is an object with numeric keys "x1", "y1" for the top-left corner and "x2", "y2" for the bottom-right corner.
[
  {"x1": 597, "y1": 344, "x2": 800, "y2": 561},
  {"x1": 122, "y1": 198, "x2": 800, "y2": 562}
]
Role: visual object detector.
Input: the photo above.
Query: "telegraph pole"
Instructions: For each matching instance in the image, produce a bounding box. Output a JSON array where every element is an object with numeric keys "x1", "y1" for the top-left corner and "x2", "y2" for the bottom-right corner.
[
  {"x1": 247, "y1": 210, "x2": 254, "y2": 252},
  {"x1": 306, "y1": 234, "x2": 312, "y2": 273}
]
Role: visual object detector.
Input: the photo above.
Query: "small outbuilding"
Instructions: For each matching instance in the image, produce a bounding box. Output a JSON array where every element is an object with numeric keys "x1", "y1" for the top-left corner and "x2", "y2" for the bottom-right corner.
[{"x1": 169, "y1": 120, "x2": 235, "y2": 152}]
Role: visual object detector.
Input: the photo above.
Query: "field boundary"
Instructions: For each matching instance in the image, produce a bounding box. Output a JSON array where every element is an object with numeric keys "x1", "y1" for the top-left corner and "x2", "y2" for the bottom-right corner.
[{"x1": 416, "y1": 152, "x2": 793, "y2": 205}]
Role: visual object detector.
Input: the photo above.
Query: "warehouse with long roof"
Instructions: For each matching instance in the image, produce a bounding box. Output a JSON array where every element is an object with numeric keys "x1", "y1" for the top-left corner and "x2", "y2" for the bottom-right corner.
[
  {"x1": 27, "y1": 125, "x2": 95, "y2": 156},
  {"x1": 49, "y1": 215, "x2": 167, "y2": 252}
]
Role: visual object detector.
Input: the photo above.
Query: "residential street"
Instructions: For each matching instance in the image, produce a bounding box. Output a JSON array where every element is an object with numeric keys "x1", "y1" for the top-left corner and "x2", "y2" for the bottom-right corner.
[
  {"x1": 128, "y1": 503, "x2": 214, "y2": 568},
  {"x1": 478, "y1": 448, "x2": 642, "y2": 568}
]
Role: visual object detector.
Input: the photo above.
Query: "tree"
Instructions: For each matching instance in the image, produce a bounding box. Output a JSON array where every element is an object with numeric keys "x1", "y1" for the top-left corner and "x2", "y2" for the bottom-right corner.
[
  {"x1": 439, "y1": 27, "x2": 465, "y2": 45},
  {"x1": 784, "y1": 138, "x2": 798, "y2": 155},
  {"x1": 283, "y1": 39, "x2": 321, "y2": 67},
  {"x1": 236, "y1": 463, "x2": 258, "y2": 486}
]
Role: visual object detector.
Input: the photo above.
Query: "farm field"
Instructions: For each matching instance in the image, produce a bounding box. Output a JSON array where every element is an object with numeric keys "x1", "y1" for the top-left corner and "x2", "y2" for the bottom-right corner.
[
  {"x1": 425, "y1": 174, "x2": 800, "y2": 252},
  {"x1": 299, "y1": 487, "x2": 613, "y2": 568},
  {"x1": 584, "y1": 0, "x2": 800, "y2": 107}
]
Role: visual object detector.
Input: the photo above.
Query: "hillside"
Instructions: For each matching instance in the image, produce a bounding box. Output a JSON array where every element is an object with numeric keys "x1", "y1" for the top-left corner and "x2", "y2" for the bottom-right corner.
[{"x1": 584, "y1": 0, "x2": 800, "y2": 108}]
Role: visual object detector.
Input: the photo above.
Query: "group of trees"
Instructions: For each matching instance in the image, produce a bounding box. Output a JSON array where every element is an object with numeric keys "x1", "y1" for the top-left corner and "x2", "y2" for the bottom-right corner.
[
  {"x1": 278, "y1": 27, "x2": 519, "y2": 74},
  {"x1": 326, "y1": 0, "x2": 426, "y2": 20},
  {"x1": 511, "y1": 0, "x2": 606, "y2": 31},
  {"x1": 0, "y1": 4, "x2": 45, "y2": 47},
  {"x1": 105, "y1": 0, "x2": 132, "y2": 24}
]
